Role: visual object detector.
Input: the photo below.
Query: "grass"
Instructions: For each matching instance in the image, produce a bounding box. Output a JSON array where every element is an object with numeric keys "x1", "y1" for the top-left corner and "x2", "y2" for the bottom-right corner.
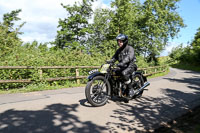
[
  {"x1": 194, "y1": 125, "x2": 200, "y2": 133},
  {"x1": 147, "y1": 69, "x2": 170, "y2": 79},
  {"x1": 0, "y1": 82, "x2": 86, "y2": 94},
  {"x1": 171, "y1": 63, "x2": 200, "y2": 72}
]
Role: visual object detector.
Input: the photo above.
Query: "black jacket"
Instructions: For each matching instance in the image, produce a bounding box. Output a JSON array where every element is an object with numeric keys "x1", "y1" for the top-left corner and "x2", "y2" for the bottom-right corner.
[{"x1": 112, "y1": 44, "x2": 136, "y2": 68}]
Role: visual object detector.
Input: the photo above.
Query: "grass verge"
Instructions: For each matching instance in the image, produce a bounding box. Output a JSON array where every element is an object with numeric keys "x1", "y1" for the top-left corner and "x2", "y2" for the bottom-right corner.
[
  {"x1": 154, "y1": 105, "x2": 200, "y2": 133},
  {"x1": 0, "y1": 82, "x2": 85, "y2": 94},
  {"x1": 147, "y1": 69, "x2": 170, "y2": 79},
  {"x1": 171, "y1": 63, "x2": 200, "y2": 72}
]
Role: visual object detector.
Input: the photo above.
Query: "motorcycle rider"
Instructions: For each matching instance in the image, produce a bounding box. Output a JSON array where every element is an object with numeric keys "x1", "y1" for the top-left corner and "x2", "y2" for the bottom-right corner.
[{"x1": 107, "y1": 34, "x2": 136, "y2": 96}]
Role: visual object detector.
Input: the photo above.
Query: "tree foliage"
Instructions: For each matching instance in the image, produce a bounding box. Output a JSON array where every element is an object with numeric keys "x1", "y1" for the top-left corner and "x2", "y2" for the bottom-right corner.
[
  {"x1": 87, "y1": 8, "x2": 117, "y2": 57},
  {"x1": 54, "y1": 0, "x2": 94, "y2": 50},
  {"x1": 170, "y1": 27, "x2": 200, "y2": 65},
  {"x1": 191, "y1": 27, "x2": 200, "y2": 47},
  {"x1": 141, "y1": 0, "x2": 185, "y2": 61},
  {"x1": 90, "y1": 0, "x2": 185, "y2": 62},
  {"x1": 109, "y1": 0, "x2": 185, "y2": 59},
  {"x1": 53, "y1": 0, "x2": 185, "y2": 62},
  {"x1": 0, "y1": 9, "x2": 25, "y2": 57}
]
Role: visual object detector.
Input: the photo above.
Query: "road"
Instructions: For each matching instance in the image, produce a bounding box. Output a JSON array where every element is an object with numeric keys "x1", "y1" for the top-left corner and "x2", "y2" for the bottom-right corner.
[{"x1": 0, "y1": 68, "x2": 200, "y2": 133}]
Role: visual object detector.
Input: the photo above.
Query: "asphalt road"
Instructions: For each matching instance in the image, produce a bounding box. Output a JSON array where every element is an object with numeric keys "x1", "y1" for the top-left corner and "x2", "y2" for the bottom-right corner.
[{"x1": 0, "y1": 68, "x2": 200, "y2": 133}]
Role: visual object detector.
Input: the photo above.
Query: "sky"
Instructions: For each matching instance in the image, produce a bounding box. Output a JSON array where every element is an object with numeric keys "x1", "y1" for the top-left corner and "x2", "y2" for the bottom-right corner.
[
  {"x1": 0, "y1": 0, "x2": 108, "y2": 43},
  {"x1": 0, "y1": 0, "x2": 200, "y2": 56},
  {"x1": 162, "y1": 0, "x2": 200, "y2": 56}
]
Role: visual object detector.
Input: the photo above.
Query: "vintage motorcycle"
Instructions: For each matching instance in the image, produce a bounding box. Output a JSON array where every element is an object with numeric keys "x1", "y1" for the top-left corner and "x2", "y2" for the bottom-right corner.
[{"x1": 85, "y1": 63, "x2": 150, "y2": 107}]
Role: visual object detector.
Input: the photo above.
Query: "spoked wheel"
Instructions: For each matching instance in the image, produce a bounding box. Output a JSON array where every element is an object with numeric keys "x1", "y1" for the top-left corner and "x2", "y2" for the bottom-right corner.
[
  {"x1": 85, "y1": 76, "x2": 111, "y2": 107},
  {"x1": 132, "y1": 74, "x2": 144, "y2": 98}
]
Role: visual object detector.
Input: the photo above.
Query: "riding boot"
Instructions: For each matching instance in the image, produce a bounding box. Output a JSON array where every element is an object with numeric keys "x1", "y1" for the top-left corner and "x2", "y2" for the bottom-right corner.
[
  {"x1": 129, "y1": 88, "x2": 135, "y2": 98},
  {"x1": 127, "y1": 81, "x2": 135, "y2": 98},
  {"x1": 124, "y1": 78, "x2": 131, "y2": 84}
]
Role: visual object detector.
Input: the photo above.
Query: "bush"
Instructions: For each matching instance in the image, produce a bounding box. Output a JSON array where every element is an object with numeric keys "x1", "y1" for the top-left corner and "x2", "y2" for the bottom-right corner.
[
  {"x1": 0, "y1": 42, "x2": 154, "y2": 90},
  {"x1": 0, "y1": 42, "x2": 108, "y2": 89}
]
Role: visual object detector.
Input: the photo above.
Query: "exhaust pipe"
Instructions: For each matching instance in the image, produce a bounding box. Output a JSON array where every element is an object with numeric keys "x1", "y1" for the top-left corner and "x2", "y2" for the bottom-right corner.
[{"x1": 135, "y1": 82, "x2": 150, "y2": 95}]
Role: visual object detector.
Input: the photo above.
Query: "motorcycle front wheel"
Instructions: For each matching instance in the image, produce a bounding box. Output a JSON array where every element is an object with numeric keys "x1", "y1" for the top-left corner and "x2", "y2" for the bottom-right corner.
[{"x1": 85, "y1": 76, "x2": 111, "y2": 107}]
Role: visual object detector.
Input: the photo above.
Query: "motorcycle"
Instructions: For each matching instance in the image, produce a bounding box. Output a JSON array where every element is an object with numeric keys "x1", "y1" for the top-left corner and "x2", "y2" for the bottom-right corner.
[{"x1": 85, "y1": 62, "x2": 150, "y2": 107}]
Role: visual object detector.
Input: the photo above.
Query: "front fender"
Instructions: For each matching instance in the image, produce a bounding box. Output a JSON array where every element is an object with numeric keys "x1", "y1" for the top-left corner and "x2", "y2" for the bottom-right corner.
[{"x1": 88, "y1": 72, "x2": 105, "y2": 81}]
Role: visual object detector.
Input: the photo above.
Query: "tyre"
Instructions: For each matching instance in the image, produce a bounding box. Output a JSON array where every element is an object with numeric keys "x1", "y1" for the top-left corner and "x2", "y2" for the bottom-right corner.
[
  {"x1": 85, "y1": 76, "x2": 111, "y2": 107},
  {"x1": 132, "y1": 73, "x2": 144, "y2": 98}
]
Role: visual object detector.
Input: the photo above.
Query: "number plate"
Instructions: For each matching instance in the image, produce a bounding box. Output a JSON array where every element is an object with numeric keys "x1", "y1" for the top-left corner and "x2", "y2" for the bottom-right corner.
[{"x1": 89, "y1": 69, "x2": 98, "y2": 75}]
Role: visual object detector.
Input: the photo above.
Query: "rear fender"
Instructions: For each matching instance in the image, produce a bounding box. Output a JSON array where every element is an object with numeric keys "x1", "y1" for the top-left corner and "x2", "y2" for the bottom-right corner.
[{"x1": 133, "y1": 71, "x2": 147, "y2": 82}]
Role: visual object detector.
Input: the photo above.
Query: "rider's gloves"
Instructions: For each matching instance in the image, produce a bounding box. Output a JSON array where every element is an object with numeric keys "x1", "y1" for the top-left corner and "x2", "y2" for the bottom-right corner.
[
  {"x1": 106, "y1": 58, "x2": 116, "y2": 64},
  {"x1": 117, "y1": 62, "x2": 124, "y2": 67}
]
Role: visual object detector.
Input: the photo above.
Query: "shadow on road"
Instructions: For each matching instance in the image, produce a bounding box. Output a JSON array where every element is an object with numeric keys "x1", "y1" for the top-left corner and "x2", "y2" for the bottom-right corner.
[
  {"x1": 0, "y1": 104, "x2": 107, "y2": 133},
  {"x1": 164, "y1": 76, "x2": 200, "y2": 88},
  {"x1": 79, "y1": 99, "x2": 95, "y2": 108},
  {"x1": 1, "y1": 70, "x2": 200, "y2": 133},
  {"x1": 106, "y1": 75, "x2": 200, "y2": 132}
]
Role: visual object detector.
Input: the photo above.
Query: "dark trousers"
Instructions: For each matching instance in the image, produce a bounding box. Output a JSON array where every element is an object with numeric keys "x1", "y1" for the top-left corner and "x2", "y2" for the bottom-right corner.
[{"x1": 115, "y1": 67, "x2": 135, "y2": 82}]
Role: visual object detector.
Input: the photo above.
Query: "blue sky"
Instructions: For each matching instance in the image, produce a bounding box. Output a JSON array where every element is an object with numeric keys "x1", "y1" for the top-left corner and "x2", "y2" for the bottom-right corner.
[
  {"x1": 0, "y1": 0, "x2": 200, "y2": 56},
  {"x1": 175, "y1": 0, "x2": 200, "y2": 43},
  {"x1": 161, "y1": 0, "x2": 200, "y2": 56}
]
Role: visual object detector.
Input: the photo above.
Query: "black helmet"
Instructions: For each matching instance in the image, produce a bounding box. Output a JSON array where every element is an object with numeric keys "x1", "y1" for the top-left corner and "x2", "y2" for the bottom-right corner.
[{"x1": 116, "y1": 34, "x2": 128, "y2": 45}]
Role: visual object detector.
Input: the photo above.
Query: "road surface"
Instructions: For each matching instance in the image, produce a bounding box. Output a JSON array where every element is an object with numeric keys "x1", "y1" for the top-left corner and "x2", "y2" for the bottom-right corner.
[{"x1": 0, "y1": 68, "x2": 200, "y2": 133}]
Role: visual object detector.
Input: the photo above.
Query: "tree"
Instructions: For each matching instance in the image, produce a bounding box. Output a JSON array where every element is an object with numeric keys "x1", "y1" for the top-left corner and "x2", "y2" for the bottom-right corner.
[
  {"x1": 108, "y1": 0, "x2": 140, "y2": 39},
  {"x1": 140, "y1": 0, "x2": 185, "y2": 62},
  {"x1": 54, "y1": 0, "x2": 185, "y2": 64},
  {"x1": 0, "y1": 9, "x2": 25, "y2": 57},
  {"x1": 169, "y1": 44, "x2": 184, "y2": 61},
  {"x1": 88, "y1": 8, "x2": 116, "y2": 55},
  {"x1": 54, "y1": 0, "x2": 94, "y2": 50},
  {"x1": 107, "y1": 0, "x2": 185, "y2": 62},
  {"x1": 190, "y1": 27, "x2": 200, "y2": 64},
  {"x1": 94, "y1": 0, "x2": 143, "y2": 57},
  {"x1": 169, "y1": 27, "x2": 200, "y2": 65},
  {"x1": 3, "y1": 9, "x2": 23, "y2": 30},
  {"x1": 191, "y1": 27, "x2": 200, "y2": 47}
]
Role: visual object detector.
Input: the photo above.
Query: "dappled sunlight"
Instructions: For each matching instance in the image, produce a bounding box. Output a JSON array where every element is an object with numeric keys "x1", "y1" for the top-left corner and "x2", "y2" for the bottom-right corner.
[
  {"x1": 0, "y1": 104, "x2": 107, "y2": 133},
  {"x1": 106, "y1": 78, "x2": 200, "y2": 132}
]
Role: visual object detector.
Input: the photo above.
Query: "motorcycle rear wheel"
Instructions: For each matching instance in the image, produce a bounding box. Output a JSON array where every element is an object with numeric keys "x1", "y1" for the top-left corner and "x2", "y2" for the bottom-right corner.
[
  {"x1": 132, "y1": 73, "x2": 144, "y2": 98},
  {"x1": 85, "y1": 76, "x2": 111, "y2": 107}
]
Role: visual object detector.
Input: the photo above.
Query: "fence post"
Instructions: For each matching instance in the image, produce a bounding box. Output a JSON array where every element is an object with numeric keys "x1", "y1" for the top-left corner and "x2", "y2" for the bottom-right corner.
[
  {"x1": 39, "y1": 69, "x2": 43, "y2": 81},
  {"x1": 76, "y1": 68, "x2": 80, "y2": 84}
]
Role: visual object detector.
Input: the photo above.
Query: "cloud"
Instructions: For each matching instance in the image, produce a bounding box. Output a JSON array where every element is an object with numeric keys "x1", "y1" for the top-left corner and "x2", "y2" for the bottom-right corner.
[
  {"x1": 160, "y1": 42, "x2": 188, "y2": 56},
  {"x1": 0, "y1": 0, "x2": 109, "y2": 43}
]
